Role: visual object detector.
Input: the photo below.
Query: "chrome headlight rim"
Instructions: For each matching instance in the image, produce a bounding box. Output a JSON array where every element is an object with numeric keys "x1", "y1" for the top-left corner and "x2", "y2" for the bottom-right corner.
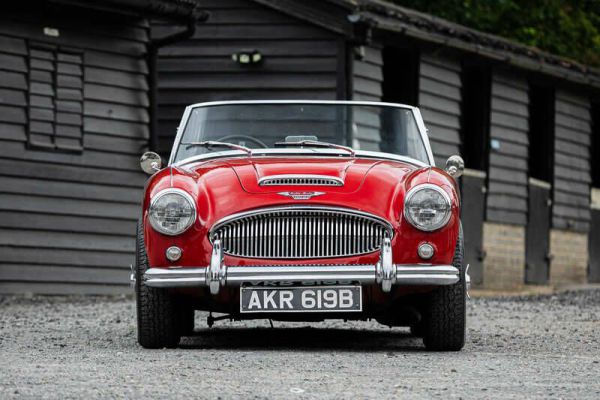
[
  {"x1": 404, "y1": 183, "x2": 452, "y2": 232},
  {"x1": 148, "y1": 188, "x2": 197, "y2": 236}
]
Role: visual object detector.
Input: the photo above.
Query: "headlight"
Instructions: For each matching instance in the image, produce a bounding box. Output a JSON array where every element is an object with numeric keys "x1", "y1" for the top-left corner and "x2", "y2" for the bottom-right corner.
[
  {"x1": 149, "y1": 189, "x2": 196, "y2": 235},
  {"x1": 404, "y1": 184, "x2": 451, "y2": 231}
]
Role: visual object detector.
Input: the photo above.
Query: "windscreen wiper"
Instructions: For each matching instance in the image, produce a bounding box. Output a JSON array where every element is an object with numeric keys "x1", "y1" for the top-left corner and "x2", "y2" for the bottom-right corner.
[
  {"x1": 181, "y1": 141, "x2": 252, "y2": 155},
  {"x1": 274, "y1": 140, "x2": 355, "y2": 157}
]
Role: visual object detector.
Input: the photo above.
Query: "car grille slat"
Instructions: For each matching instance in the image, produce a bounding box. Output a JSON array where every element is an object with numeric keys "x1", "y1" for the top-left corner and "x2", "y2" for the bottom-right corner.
[{"x1": 212, "y1": 208, "x2": 392, "y2": 259}]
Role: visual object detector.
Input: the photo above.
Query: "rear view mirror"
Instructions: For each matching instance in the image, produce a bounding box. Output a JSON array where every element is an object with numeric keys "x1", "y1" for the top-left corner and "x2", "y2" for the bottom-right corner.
[
  {"x1": 445, "y1": 155, "x2": 464, "y2": 179},
  {"x1": 140, "y1": 152, "x2": 162, "y2": 175}
]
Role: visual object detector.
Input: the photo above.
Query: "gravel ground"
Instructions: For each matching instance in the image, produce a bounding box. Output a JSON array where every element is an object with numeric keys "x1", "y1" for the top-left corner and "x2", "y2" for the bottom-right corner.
[{"x1": 1, "y1": 289, "x2": 599, "y2": 399}]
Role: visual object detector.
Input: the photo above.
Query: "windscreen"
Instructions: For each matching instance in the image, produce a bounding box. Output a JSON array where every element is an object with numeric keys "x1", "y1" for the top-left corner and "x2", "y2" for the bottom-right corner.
[{"x1": 173, "y1": 103, "x2": 429, "y2": 163}]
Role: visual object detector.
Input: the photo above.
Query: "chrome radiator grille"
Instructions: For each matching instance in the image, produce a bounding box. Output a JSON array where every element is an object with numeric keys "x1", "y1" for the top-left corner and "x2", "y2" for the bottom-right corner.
[{"x1": 211, "y1": 207, "x2": 392, "y2": 259}]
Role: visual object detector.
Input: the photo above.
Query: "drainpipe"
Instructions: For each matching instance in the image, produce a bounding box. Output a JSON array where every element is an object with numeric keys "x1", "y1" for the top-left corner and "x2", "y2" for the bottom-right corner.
[{"x1": 148, "y1": 12, "x2": 209, "y2": 153}]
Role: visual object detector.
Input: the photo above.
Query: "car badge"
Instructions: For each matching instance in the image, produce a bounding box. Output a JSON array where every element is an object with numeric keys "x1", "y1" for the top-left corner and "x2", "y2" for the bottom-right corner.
[{"x1": 278, "y1": 191, "x2": 325, "y2": 200}]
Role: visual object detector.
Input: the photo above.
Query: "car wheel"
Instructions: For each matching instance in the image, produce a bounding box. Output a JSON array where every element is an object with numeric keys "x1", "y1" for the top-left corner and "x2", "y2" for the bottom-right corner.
[
  {"x1": 422, "y1": 225, "x2": 466, "y2": 351},
  {"x1": 135, "y1": 220, "x2": 182, "y2": 349}
]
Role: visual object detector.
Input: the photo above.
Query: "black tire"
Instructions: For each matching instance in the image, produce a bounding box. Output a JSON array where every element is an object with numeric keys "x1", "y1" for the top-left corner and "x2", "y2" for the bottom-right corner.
[
  {"x1": 178, "y1": 306, "x2": 195, "y2": 336},
  {"x1": 409, "y1": 323, "x2": 424, "y2": 337},
  {"x1": 422, "y1": 225, "x2": 466, "y2": 351},
  {"x1": 135, "y1": 220, "x2": 182, "y2": 349}
]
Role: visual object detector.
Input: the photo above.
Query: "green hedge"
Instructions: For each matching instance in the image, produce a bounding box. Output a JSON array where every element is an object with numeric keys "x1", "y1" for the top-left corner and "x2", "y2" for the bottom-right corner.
[{"x1": 392, "y1": 0, "x2": 600, "y2": 67}]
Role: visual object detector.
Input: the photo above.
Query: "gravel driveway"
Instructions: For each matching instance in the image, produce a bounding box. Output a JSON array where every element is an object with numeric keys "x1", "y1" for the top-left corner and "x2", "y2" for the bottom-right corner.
[{"x1": 1, "y1": 289, "x2": 599, "y2": 399}]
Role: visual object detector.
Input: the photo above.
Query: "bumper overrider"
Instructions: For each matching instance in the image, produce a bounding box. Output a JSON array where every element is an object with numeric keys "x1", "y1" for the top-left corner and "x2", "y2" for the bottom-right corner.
[{"x1": 142, "y1": 238, "x2": 461, "y2": 294}]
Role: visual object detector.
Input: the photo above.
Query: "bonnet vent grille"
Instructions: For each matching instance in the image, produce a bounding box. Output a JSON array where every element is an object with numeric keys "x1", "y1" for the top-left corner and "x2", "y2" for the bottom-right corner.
[{"x1": 259, "y1": 175, "x2": 343, "y2": 187}]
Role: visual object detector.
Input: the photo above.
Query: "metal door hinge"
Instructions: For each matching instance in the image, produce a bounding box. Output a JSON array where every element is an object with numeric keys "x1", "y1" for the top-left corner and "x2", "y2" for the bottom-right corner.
[{"x1": 478, "y1": 247, "x2": 487, "y2": 261}]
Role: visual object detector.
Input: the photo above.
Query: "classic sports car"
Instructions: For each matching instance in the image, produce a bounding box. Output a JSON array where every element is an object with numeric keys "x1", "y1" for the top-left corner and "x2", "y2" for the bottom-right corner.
[{"x1": 134, "y1": 100, "x2": 468, "y2": 351}]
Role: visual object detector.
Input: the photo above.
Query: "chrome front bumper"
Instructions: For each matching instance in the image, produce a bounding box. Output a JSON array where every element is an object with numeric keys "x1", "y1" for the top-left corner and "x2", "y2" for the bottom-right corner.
[{"x1": 142, "y1": 238, "x2": 461, "y2": 294}]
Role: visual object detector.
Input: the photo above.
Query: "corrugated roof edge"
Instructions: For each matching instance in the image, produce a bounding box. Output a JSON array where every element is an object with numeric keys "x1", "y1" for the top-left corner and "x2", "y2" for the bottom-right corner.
[
  {"x1": 50, "y1": 0, "x2": 208, "y2": 23},
  {"x1": 326, "y1": 0, "x2": 600, "y2": 89}
]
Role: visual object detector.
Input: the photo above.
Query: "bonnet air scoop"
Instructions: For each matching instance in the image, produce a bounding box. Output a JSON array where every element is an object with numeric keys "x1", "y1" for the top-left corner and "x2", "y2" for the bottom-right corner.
[{"x1": 258, "y1": 174, "x2": 344, "y2": 187}]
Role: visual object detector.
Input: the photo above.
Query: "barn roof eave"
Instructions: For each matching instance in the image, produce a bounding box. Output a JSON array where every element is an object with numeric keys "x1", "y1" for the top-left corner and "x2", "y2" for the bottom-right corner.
[
  {"x1": 50, "y1": 0, "x2": 208, "y2": 23},
  {"x1": 332, "y1": 0, "x2": 600, "y2": 90}
]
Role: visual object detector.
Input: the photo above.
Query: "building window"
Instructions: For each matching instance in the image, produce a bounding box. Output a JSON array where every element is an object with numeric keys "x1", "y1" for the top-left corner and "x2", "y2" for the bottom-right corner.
[
  {"x1": 381, "y1": 46, "x2": 419, "y2": 154},
  {"x1": 460, "y1": 63, "x2": 491, "y2": 171},
  {"x1": 27, "y1": 42, "x2": 83, "y2": 152},
  {"x1": 528, "y1": 84, "x2": 555, "y2": 182}
]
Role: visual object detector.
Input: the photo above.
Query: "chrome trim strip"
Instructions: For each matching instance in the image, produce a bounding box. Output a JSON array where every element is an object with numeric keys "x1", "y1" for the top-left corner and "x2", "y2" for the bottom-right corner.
[
  {"x1": 227, "y1": 265, "x2": 376, "y2": 284},
  {"x1": 143, "y1": 268, "x2": 207, "y2": 287},
  {"x1": 208, "y1": 239, "x2": 225, "y2": 294},
  {"x1": 258, "y1": 174, "x2": 344, "y2": 187},
  {"x1": 375, "y1": 237, "x2": 394, "y2": 292},
  {"x1": 171, "y1": 149, "x2": 429, "y2": 169},
  {"x1": 411, "y1": 107, "x2": 435, "y2": 166},
  {"x1": 143, "y1": 264, "x2": 459, "y2": 289},
  {"x1": 168, "y1": 100, "x2": 434, "y2": 166},
  {"x1": 186, "y1": 99, "x2": 416, "y2": 110}
]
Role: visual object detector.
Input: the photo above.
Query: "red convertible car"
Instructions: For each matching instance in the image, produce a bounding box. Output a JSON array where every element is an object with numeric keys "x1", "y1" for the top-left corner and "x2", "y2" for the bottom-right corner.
[{"x1": 134, "y1": 100, "x2": 468, "y2": 350}]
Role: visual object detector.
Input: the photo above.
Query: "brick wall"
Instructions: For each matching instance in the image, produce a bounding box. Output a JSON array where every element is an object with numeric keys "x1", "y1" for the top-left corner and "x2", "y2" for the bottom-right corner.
[
  {"x1": 481, "y1": 222, "x2": 526, "y2": 289},
  {"x1": 549, "y1": 229, "x2": 588, "y2": 284}
]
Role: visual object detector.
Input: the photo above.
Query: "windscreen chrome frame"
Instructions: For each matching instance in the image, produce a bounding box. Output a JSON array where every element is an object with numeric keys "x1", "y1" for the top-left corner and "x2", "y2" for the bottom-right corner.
[{"x1": 168, "y1": 100, "x2": 436, "y2": 167}]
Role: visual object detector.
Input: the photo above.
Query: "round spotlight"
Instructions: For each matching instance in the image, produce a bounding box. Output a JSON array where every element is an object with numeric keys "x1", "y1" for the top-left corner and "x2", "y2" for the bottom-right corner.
[
  {"x1": 166, "y1": 246, "x2": 182, "y2": 262},
  {"x1": 418, "y1": 243, "x2": 435, "y2": 260}
]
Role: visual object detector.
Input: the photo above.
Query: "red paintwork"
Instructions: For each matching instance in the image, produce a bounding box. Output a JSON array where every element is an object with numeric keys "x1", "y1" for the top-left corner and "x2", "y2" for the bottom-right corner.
[
  {"x1": 143, "y1": 156, "x2": 460, "y2": 265},
  {"x1": 142, "y1": 155, "x2": 460, "y2": 303}
]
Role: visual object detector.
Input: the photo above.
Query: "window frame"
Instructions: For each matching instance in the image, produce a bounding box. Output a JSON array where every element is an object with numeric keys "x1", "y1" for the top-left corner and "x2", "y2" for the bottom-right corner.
[{"x1": 27, "y1": 41, "x2": 84, "y2": 153}]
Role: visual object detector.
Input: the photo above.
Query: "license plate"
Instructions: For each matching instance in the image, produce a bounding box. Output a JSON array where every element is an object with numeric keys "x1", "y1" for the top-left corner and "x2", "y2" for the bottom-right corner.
[{"x1": 240, "y1": 286, "x2": 362, "y2": 313}]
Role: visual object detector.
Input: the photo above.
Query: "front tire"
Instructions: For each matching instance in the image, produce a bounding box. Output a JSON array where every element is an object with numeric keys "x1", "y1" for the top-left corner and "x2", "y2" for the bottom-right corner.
[
  {"x1": 422, "y1": 226, "x2": 466, "y2": 351},
  {"x1": 409, "y1": 323, "x2": 424, "y2": 337},
  {"x1": 178, "y1": 307, "x2": 195, "y2": 336},
  {"x1": 135, "y1": 220, "x2": 182, "y2": 349}
]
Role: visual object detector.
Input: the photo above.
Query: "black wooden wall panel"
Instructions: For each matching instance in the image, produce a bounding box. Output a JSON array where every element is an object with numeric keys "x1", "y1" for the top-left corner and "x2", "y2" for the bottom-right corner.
[
  {"x1": 0, "y1": 7, "x2": 150, "y2": 294},
  {"x1": 552, "y1": 90, "x2": 591, "y2": 232},
  {"x1": 486, "y1": 72, "x2": 530, "y2": 225},
  {"x1": 155, "y1": 0, "x2": 343, "y2": 155},
  {"x1": 418, "y1": 52, "x2": 462, "y2": 166}
]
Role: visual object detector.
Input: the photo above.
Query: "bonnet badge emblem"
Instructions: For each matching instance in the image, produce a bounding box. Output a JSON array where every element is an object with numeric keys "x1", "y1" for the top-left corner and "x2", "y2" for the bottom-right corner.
[{"x1": 278, "y1": 191, "x2": 325, "y2": 200}]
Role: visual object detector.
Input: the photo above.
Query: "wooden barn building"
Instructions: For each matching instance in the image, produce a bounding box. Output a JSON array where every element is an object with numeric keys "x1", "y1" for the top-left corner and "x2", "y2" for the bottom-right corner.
[
  {"x1": 0, "y1": 0, "x2": 205, "y2": 293},
  {"x1": 1, "y1": 0, "x2": 599, "y2": 293}
]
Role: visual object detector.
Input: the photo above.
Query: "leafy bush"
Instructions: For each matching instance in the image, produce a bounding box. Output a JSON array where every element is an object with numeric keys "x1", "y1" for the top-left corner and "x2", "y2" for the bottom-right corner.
[{"x1": 392, "y1": 0, "x2": 600, "y2": 66}]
